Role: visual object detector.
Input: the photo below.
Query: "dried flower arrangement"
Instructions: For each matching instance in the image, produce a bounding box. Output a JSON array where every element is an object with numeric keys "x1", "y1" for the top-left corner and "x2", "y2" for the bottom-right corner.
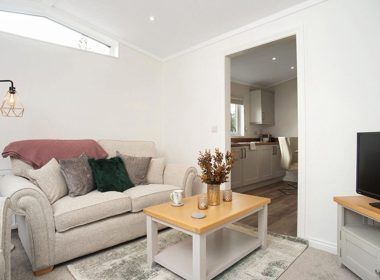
[{"x1": 197, "y1": 148, "x2": 234, "y2": 185}]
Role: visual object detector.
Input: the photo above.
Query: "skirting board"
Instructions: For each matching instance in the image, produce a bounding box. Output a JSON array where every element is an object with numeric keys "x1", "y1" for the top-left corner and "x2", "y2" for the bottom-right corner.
[{"x1": 307, "y1": 237, "x2": 337, "y2": 255}]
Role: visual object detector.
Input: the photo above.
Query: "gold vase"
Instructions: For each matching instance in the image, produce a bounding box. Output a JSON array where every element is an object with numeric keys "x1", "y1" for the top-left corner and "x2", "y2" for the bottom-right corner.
[{"x1": 207, "y1": 184, "x2": 221, "y2": 206}]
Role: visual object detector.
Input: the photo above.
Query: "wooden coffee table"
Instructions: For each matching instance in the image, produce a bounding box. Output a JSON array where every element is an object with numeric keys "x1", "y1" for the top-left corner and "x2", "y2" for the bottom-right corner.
[{"x1": 143, "y1": 192, "x2": 270, "y2": 280}]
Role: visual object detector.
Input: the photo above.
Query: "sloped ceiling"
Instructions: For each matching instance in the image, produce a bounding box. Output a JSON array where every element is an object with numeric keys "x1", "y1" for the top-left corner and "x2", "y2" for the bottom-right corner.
[{"x1": 0, "y1": 0, "x2": 311, "y2": 59}]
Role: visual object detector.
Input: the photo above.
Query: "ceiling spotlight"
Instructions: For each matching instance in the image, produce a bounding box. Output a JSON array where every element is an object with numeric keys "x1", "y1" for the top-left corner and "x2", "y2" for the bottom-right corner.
[
  {"x1": 149, "y1": 16, "x2": 155, "y2": 21},
  {"x1": 290, "y1": 66, "x2": 295, "y2": 70},
  {"x1": 272, "y1": 57, "x2": 277, "y2": 61}
]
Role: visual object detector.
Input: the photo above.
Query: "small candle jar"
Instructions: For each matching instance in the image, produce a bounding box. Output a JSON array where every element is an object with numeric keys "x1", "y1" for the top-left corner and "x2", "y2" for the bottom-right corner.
[
  {"x1": 198, "y1": 194, "x2": 208, "y2": 210},
  {"x1": 223, "y1": 190, "x2": 233, "y2": 202}
]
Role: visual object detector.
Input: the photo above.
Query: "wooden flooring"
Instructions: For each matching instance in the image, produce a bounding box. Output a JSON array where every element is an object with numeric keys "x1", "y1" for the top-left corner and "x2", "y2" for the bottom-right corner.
[{"x1": 238, "y1": 181, "x2": 297, "y2": 236}]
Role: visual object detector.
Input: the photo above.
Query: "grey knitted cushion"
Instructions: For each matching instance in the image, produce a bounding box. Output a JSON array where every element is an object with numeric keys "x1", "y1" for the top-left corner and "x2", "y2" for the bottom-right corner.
[{"x1": 117, "y1": 152, "x2": 152, "y2": 186}]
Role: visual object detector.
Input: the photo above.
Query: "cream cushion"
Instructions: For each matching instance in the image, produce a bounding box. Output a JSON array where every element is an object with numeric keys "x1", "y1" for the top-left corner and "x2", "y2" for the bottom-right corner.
[
  {"x1": 124, "y1": 184, "x2": 178, "y2": 212},
  {"x1": 147, "y1": 158, "x2": 165, "y2": 184},
  {"x1": 28, "y1": 158, "x2": 68, "y2": 204},
  {"x1": 10, "y1": 158, "x2": 34, "y2": 179},
  {"x1": 53, "y1": 190, "x2": 131, "y2": 232}
]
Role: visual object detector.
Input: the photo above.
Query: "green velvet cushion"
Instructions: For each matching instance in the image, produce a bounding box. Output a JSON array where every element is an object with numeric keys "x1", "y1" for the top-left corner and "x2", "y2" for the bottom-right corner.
[{"x1": 88, "y1": 157, "x2": 134, "y2": 192}]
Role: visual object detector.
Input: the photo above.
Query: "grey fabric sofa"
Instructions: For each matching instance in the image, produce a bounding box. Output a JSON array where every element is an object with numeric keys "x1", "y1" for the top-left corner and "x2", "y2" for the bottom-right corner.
[
  {"x1": 0, "y1": 197, "x2": 11, "y2": 280},
  {"x1": 0, "y1": 140, "x2": 197, "y2": 276}
]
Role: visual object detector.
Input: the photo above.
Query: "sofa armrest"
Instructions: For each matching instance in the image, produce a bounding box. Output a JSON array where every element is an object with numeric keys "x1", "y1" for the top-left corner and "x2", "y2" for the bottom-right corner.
[
  {"x1": 163, "y1": 164, "x2": 197, "y2": 197},
  {"x1": 0, "y1": 175, "x2": 55, "y2": 271},
  {"x1": 0, "y1": 252, "x2": 4, "y2": 280},
  {"x1": 0, "y1": 197, "x2": 11, "y2": 280}
]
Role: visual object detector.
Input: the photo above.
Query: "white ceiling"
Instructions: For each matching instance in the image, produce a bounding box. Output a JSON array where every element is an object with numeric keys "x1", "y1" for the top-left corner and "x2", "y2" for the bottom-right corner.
[
  {"x1": 0, "y1": 0, "x2": 309, "y2": 59},
  {"x1": 231, "y1": 36, "x2": 297, "y2": 88}
]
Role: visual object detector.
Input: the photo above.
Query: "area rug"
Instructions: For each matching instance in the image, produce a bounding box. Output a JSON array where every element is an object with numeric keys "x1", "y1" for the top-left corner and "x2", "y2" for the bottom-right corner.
[{"x1": 67, "y1": 225, "x2": 307, "y2": 280}]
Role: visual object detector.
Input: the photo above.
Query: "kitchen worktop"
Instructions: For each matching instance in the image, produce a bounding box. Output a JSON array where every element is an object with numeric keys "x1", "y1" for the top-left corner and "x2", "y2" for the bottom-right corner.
[
  {"x1": 231, "y1": 141, "x2": 279, "y2": 147},
  {"x1": 231, "y1": 137, "x2": 279, "y2": 147}
]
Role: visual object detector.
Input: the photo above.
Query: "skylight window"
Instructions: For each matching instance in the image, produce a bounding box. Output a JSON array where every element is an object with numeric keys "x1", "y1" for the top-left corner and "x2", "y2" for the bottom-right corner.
[{"x1": 0, "y1": 10, "x2": 117, "y2": 57}]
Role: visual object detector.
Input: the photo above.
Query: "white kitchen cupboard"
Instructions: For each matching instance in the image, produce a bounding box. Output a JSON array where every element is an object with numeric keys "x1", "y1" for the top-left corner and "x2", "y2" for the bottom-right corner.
[
  {"x1": 231, "y1": 144, "x2": 284, "y2": 189},
  {"x1": 250, "y1": 90, "x2": 274, "y2": 125},
  {"x1": 243, "y1": 149, "x2": 260, "y2": 185},
  {"x1": 257, "y1": 149, "x2": 272, "y2": 181},
  {"x1": 231, "y1": 147, "x2": 244, "y2": 188},
  {"x1": 271, "y1": 145, "x2": 284, "y2": 177}
]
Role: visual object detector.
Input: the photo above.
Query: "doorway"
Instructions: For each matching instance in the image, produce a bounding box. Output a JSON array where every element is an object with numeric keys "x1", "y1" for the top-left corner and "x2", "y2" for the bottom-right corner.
[{"x1": 225, "y1": 34, "x2": 302, "y2": 237}]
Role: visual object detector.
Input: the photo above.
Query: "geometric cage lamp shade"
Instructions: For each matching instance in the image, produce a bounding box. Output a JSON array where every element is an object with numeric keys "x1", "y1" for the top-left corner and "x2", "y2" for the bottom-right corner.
[{"x1": 0, "y1": 80, "x2": 24, "y2": 117}]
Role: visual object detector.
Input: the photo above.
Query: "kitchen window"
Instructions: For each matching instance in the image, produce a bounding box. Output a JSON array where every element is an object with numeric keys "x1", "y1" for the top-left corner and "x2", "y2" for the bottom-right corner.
[{"x1": 230, "y1": 100, "x2": 245, "y2": 136}]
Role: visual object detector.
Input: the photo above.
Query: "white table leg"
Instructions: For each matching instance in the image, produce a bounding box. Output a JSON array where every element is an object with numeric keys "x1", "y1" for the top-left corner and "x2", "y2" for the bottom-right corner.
[
  {"x1": 192, "y1": 234, "x2": 206, "y2": 280},
  {"x1": 147, "y1": 216, "x2": 158, "y2": 268},
  {"x1": 258, "y1": 205, "x2": 268, "y2": 249}
]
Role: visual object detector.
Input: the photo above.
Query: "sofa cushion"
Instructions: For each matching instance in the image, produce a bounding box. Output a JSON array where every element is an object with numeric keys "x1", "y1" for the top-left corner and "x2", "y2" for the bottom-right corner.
[
  {"x1": 147, "y1": 158, "x2": 165, "y2": 184},
  {"x1": 124, "y1": 184, "x2": 179, "y2": 212},
  {"x1": 88, "y1": 157, "x2": 134, "y2": 192},
  {"x1": 53, "y1": 190, "x2": 131, "y2": 232},
  {"x1": 10, "y1": 158, "x2": 34, "y2": 179},
  {"x1": 117, "y1": 152, "x2": 151, "y2": 186},
  {"x1": 28, "y1": 158, "x2": 68, "y2": 204},
  {"x1": 59, "y1": 154, "x2": 94, "y2": 197}
]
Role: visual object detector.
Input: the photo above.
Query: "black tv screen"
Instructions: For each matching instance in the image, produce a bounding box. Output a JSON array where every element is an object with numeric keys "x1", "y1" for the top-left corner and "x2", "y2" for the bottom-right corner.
[{"x1": 357, "y1": 132, "x2": 380, "y2": 200}]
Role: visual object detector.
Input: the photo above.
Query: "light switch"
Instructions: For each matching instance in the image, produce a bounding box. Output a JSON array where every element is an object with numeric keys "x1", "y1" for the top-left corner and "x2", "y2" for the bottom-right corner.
[{"x1": 211, "y1": 125, "x2": 218, "y2": 133}]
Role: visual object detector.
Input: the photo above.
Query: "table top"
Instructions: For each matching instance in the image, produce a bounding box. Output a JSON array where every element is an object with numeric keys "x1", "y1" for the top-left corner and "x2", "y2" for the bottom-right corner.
[
  {"x1": 143, "y1": 192, "x2": 271, "y2": 234},
  {"x1": 334, "y1": 195, "x2": 380, "y2": 221}
]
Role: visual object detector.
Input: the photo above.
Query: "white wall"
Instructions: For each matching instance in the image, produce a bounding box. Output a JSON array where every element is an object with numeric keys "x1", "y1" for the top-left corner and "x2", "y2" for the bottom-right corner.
[
  {"x1": 163, "y1": 0, "x2": 380, "y2": 253},
  {"x1": 0, "y1": 31, "x2": 163, "y2": 173},
  {"x1": 267, "y1": 78, "x2": 298, "y2": 137}
]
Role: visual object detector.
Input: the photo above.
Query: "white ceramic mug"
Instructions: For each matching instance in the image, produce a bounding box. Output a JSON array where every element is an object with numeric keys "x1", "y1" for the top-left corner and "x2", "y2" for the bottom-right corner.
[{"x1": 170, "y1": 190, "x2": 184, "y2": 205}]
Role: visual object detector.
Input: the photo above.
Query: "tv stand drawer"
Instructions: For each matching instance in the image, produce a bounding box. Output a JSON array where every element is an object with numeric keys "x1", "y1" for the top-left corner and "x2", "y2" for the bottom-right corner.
[{"x1": 341, "y1": 228, "x2": 380, "y2": 280}]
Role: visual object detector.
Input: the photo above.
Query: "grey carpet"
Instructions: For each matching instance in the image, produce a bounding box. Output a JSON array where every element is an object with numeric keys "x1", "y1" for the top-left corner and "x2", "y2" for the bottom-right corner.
[
  {"x1": 67, "y1": 225, "x2": 307, "y2": 280},
  {"x1": 280, "y1": 247, "x2": 360, "y2": 280},
  {"x1": 10, "y1": 229, "x2": 358, "y2": 280}
]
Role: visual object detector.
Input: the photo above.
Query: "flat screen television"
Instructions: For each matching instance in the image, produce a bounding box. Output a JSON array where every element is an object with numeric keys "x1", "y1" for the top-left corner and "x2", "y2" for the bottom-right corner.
[{"x1": 356, "y1": 132, "x2": 380, "y2": 208}]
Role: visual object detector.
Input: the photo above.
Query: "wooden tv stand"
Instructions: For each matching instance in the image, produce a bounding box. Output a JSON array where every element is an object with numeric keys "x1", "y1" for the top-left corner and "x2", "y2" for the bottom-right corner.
[{"x1": 334, "y1": 196, "x2": 380, "y2": 279}]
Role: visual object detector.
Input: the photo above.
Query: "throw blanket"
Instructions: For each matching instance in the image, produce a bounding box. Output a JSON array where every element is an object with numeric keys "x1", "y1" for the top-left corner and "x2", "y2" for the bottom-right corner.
[{"x1": 2, "y1": 139, "x2": 108, "y2": 168}]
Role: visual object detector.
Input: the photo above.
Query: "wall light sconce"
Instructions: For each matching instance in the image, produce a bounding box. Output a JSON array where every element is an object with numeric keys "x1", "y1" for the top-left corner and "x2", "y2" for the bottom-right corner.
[{"x1": 0, "y1": 80, "x2": 24, "y2": 117}]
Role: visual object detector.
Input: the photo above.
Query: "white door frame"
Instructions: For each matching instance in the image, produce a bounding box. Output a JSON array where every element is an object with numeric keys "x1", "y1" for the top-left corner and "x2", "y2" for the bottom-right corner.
[{"x1": 223, "y1": 27, "x2": 306, "y2": 238}]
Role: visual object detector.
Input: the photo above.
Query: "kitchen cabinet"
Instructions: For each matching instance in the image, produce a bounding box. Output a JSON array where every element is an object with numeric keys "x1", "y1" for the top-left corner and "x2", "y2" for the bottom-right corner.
[
  {"x1": 231, "y1": 147, "x2": 244, "y2": 188},
  {"x1": 243, "y1": 149, "x2": 260, "y2": 185},
  {"x1": 231, "y1": 144, "x2": 284, "y2": 189},
  {"x1": 257, "y1": 149, "x2": 272, "y2": 181},
  {"x1": 250, "y1": 89, "x2": 274, "y2": 125},
  {"x1": 271, "y1": 145, "x2": 284, "y2": 177}
]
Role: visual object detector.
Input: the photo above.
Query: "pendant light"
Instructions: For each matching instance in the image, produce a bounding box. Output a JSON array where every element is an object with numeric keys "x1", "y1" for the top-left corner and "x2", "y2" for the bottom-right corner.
[{"x1": 0, "y1": 80, "x2": 24, "y2": 117}]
